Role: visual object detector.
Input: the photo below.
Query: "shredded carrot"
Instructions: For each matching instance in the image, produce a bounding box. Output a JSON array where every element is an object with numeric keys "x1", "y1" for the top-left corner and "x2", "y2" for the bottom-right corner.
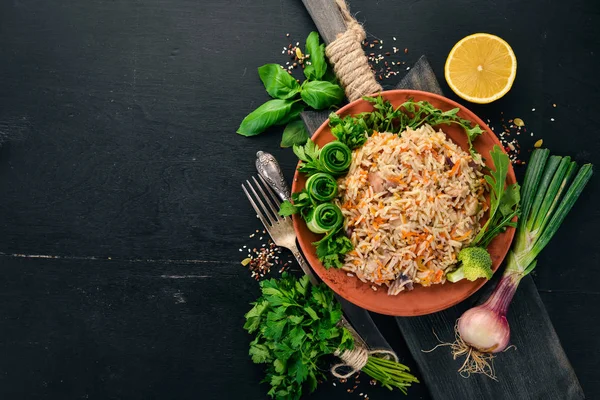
[
  {"x1": 449, "y1": 160, "x2": 461, "y2": 176},
  {"x1": 434, "y1": 270, "x2": 444, "y2": 283},
  {"x1": 453, "y1": 230, "x2": 473, "y2": 241}
]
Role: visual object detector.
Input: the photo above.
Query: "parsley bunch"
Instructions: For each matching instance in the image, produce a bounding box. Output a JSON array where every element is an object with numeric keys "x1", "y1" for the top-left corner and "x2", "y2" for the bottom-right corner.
[{"x1": 244, "y1": 274, "x2": 354, "y2": 400}]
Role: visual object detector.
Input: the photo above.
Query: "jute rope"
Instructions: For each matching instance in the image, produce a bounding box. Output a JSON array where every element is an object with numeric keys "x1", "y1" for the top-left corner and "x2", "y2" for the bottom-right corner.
[
  {"x1": 331, "y1": 347, "x2": 399, "y2": 379},
  {"x1": 325, "y1": 0, "x2": 383, "y2": 102}
]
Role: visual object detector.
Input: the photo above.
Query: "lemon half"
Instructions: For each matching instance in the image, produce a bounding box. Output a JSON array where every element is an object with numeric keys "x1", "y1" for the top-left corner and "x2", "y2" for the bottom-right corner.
[{"x1": 445, "y1": 33, "x2": 517, "y2": 104}]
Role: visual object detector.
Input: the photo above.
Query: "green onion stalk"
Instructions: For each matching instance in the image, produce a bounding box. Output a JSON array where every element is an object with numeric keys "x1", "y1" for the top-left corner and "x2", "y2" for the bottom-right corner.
[
  {"x1": 305, "y1": 172, "x2": 338, "y2": 202},
  {"x1": 452, "y1": 149, "x2": 593, "y2": 379},
  {"x1": 319, "y1": 141, "x2": 352, "y2": 175},
  {"x1": 305, "y1": 203, "x2": 343, "y2": 234}
]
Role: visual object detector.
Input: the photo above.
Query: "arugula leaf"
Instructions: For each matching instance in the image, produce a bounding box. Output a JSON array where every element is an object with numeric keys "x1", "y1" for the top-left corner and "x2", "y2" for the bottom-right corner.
[
  {"x1": 473, "y1": 145, "x2": 521, "y2": 247},
  {"x1": 237, "y1": 99, "x2": 295, "y2": 137},
  {"x1": 500, "y1": 182, "x2": 521, "y2": 217},
  {"x1": 281, "y1": 119, "x2": 310, "y2": 148},
  {"x1": 243, "y1": 273, "x2": 351, "y2": 400},
  {"x1": 301, "y1": 81, "x2": 345, "y2": 110},
  {"x1": 304, "y1": 31, "x2": 326, "y2": 80},
  {"x1": 258, "y1": 63, "x2": 301, "y2": 100}
]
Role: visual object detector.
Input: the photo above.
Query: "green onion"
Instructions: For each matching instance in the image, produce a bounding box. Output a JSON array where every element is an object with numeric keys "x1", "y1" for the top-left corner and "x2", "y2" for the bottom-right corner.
[
  {"x1": 306, "y1": 203, "x2": 344, "y2": 234},
  {"x1": 319, "y1": 142, "x2": 352, "y2": 175},
  {"x1": 306, "y1": 172, "x2": 338, "y2": 202},
  {"x1": 451, "y1": 149, "x2": 593, "y2": 379}
]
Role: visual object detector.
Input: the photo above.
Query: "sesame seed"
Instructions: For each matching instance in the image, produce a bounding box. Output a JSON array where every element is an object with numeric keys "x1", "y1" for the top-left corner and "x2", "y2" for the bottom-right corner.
[
  {"x1": 393, "y1": 37, "x2": 397, "y2": 40},
  {"x1": 550, "y1": 118, "x2": 555, "y2": 121},
  {"x1": 532, "y1": 108, "x2": 536, "y2": 111}
]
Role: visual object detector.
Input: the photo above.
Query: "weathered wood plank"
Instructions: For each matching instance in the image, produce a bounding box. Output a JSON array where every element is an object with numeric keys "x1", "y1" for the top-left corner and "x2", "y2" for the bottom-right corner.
[{"x1": 301, "y1": 0, "x2": 347, "y2": 44}]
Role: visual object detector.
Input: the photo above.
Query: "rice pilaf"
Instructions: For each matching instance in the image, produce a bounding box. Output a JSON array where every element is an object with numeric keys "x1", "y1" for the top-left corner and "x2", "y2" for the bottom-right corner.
[{"x1": 336, "y1": 124, "x2": 487, "y2": 295}]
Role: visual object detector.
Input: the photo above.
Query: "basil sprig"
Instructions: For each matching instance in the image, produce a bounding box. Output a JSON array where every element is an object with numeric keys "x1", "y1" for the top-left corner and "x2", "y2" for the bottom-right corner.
[{"x1": 237, "y1": 32, "x2": 344, "y2": 146}]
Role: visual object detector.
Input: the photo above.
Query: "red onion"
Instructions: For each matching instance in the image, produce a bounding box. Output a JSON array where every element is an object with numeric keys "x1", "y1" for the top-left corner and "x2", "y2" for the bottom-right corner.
[{"x1": 458, "y1": 272, "x2": 521, "y2": 353}]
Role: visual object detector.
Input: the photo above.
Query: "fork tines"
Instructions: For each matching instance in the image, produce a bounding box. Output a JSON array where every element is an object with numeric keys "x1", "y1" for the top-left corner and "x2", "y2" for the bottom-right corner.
[{"x1": 242, "y1": 175, "x2": 287, "y2": 228}]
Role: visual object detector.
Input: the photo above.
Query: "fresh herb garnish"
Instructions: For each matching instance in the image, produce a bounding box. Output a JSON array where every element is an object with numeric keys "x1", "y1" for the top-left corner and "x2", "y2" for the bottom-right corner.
[
  {"x1": 237, "y1": 32, "x2": 344, "y2": 146},
  {"x1": 472, "y1": 145, "x2": 521, "y2": 248},
  {"x1": 244, "y1": 274, "x2": 354, "y2": 400},
  {"x1": 447, "y1": 145, "x2": 521, "y2": 282},
  {"x1": 303, "y1": 31, "x2": 327, "y2": 80},
  {"x1": 314, "y1": 229, "x2": 354, "y2": 269},
  {"x1": 328, "y1": 112, "x2": 369, "y2": 149},
  {"x1": 245, "y1": 273, "x2": 419, "y2": 398},
  {"x1": 329, "y1": 95, "x2": 485, "y2": 159},
  {"x1": 281, "y1": 119, "x2": 310, "y2": 148}
]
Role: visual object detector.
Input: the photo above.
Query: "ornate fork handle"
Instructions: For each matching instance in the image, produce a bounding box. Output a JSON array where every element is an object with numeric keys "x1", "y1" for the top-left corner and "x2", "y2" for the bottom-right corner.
[{"x1": 256, "y1": 151, "x2": 290, "y2": 201}]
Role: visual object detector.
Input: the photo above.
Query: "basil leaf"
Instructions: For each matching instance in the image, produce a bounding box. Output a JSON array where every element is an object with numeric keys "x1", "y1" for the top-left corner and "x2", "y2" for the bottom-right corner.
[
  {"x1": 304, "y1": 32, "x2": 326, "y2": 80},
  {"x1": 237, "y1": 99, "x2": 294, "y2": 137},
  {"x1": 281, "y1": 119, "x2": 309, "y2": 148},
  {"x1": 303, "y1": 64, "x2": 316, "y2": 81},
  {"x1": 258, "y1": 63, "x2": 301, "y2": 100},
  {"x1": 301, "y1": 81, "x2": 345, "y2": 110},
  {"x1": 321, "y1": 66, "x2": 338, "y2": 84},
  {"x1": 277, "y1": 102, "x2": 305, "y2": 125}
]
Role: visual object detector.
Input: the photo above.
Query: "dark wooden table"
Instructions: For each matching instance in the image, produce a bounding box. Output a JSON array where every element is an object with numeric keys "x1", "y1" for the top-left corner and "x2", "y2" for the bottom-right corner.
[{"x1": 1, "y1": 1, "x2": 599, "y2": 399}]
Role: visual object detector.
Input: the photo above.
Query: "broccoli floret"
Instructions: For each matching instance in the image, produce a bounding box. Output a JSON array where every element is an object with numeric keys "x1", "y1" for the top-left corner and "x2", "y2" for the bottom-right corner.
[{"x1": 446, "y1": 247, "x2": 493, "y2": 283}]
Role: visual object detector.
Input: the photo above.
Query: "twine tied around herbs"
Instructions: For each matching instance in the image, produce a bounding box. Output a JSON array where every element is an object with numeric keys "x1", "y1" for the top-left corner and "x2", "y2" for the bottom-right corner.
[
  {"x1": 325, "y1": 0, "x2": 383, "y2": 102},
  {"x1": 331, "y1": 347, "x2": 399, "y2": 379}
]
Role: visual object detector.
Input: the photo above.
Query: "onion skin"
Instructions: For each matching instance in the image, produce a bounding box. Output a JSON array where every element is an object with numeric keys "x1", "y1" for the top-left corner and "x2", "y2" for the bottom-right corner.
[{"x1": 458, "y1": 272, "x2": 521, "y2": 353}]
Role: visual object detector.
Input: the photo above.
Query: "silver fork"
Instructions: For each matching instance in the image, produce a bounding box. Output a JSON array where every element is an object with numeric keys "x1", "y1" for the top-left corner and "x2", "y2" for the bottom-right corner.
[
  {"x1": 241, "y1": 175, "x2": 365, "y2": 344},
  {"x1": 242, "y1": 175, "x2": 318, "y2": 285}
]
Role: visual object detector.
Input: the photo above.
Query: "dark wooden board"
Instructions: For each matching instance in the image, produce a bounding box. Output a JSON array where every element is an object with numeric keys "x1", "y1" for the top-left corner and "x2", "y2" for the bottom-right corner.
[{"x1": 1, "y1": 0, "x2": 599, "y2": 399}]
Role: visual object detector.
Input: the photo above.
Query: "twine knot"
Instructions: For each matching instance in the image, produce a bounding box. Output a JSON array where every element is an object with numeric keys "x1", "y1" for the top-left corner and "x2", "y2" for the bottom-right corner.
[
  {"x1": 325, "y1": 0, "x2": 383, "y2": 102},
  {"x1": 331, "y1": 347, "x2": 399, "y2": 379}
]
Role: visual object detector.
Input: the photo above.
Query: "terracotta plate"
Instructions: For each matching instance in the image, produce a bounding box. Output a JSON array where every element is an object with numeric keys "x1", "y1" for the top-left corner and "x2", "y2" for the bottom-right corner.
[{"x1": 292, "y1": 90, "x2": 516, "y2": 316}]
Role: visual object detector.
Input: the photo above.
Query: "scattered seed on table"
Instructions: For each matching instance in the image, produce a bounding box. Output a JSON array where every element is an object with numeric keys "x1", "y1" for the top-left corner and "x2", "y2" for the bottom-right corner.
[
  {"x1": 534, "y1": 139, "x2": 544, "y2": 148},
  {"x1": 532, "y1": 108, "x2": 536, "y2": 112}
]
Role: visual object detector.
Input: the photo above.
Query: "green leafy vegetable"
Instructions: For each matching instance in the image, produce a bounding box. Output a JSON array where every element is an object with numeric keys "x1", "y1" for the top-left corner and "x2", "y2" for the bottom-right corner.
[
  {"x1": 281, "y1": 119, "x2": 310, "y2": 148},
  {"x1": 244, "y1": 274, "x2": 353, "y2": 400},
  {"x1": 258, "y1": 63, "x2": 301, "y2": 100},
  {"x1": 278, "y1": 102, "x2": 306, "y2": 126},
  {"x1": 303, "y1": 31, "x2": 327, "y2": 80},
  {"x1": 314, "y1": 229, "x2": 354, "y2": 269},
  {"x1": 237, "y1": 31, "x2": 344, "y2": 142},
  {"x1": 472, "y1": 145, "x2": 521, "y2": 248},
  {"x1": 328, "y1": 112, "x2": 369, "y2": 149},
  {"x1": 237, "y1": 99, "x2": 296, "y2": 137},
  {"x1": 301, "y1": 81, "x2": 345, "y2": 110},
  {"x1": 278, "y1": 190, "x2": 312, "y2": 217},
  {"x1": 293, "y1": 139, "x2": 327, "y2": 176}
]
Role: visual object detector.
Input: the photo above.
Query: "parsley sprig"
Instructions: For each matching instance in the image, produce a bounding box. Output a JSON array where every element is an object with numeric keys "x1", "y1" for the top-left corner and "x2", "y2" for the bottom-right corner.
[{"x1": 244, "y1": 274, "x2": 353, "y2": 400}]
